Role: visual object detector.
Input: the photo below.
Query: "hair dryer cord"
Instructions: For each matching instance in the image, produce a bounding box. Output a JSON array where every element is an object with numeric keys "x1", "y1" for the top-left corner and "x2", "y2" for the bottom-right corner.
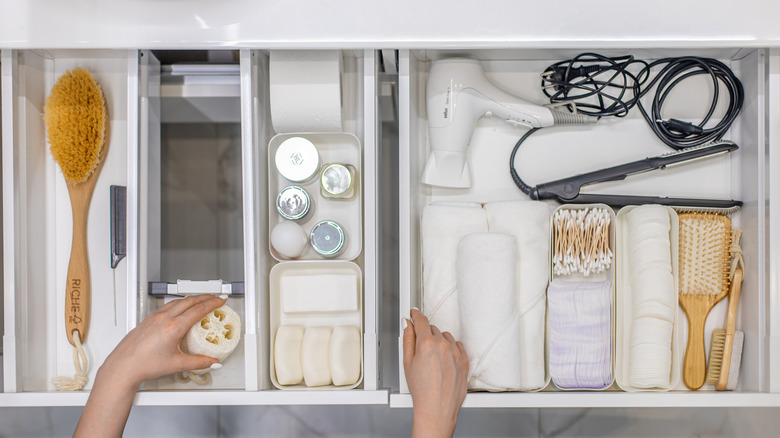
[{"x1": 509, "y1": 128, "x2": 541, "y2": 198}]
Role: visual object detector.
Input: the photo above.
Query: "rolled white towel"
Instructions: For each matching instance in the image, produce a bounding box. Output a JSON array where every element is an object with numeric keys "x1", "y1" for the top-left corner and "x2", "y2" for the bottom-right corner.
[
  {"x1": 457, "y1": 232, "x2": 524, "y2": 391},
  {"x1": 422, "y1": 202, "x2": 488, "y2": 340},
  {"x1": 484, "y1": 200, "x2": 550, "y2": 390}
]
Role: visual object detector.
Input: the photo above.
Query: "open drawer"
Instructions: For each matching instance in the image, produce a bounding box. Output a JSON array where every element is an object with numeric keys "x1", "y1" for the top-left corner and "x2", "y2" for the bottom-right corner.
[
  {"x1": 392, "y1": 48, "x2": 780, "y2": 408},
  {"x1": 1, "y1": 49, "x2": 386, "y2": 406}
]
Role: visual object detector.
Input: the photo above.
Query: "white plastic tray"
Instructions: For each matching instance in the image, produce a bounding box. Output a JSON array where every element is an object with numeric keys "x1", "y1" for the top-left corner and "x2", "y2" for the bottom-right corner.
[
  {"x1": 268, "y1": 133, "x2": 362, "y2": 261},
  {"x1": 615, "y1": 205, "x2": 682, "y2": 392},
  {"x1": 268, "y1": 261, "x2": 364, "y2": 390},
  {"x1": 549, "y1": 203, "x2": 616, "y2": 391}
]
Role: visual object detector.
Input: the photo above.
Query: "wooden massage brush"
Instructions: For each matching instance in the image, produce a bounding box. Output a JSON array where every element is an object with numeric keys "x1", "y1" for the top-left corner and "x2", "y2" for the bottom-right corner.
[
  {"x1": 45, "y1": 68, "x2": 108, "y2": 391},
  {"x1": 677, "y1": 213, "x2": 731, "y2": 390}
]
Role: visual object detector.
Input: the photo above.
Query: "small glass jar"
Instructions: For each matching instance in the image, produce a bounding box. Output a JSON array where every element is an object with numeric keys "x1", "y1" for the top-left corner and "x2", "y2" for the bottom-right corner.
[
  {"x1": 320, "y1": 163, "x2": 356, "y2": 199},
  {"x1": 276, "y1": 186, "x2": 311, "y2": 221},
  {"x1": 310, "y1": 220, "x2": 345, "y2": 257},
  {"x1": 275, "y1": 137, "x2": 320, "y2": 183}
]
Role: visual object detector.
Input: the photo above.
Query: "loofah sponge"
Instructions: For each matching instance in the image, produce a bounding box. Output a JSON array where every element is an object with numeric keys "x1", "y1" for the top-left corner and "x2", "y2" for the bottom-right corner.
[
  {"x1": 44, "y1": 68, "x2": 106, "y2": 184},
  {"x1": 183, "y1": 304, "x2": 242, "y2": 374}
]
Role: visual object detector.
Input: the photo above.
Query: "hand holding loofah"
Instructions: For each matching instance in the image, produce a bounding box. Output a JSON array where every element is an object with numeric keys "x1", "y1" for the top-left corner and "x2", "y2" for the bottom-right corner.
[
  {"x1": 181, "y1": 304, "x2": 242, "y2": 379},
  {"x1": 97, "y1": 295, "x2": 226, "y2": 390}
]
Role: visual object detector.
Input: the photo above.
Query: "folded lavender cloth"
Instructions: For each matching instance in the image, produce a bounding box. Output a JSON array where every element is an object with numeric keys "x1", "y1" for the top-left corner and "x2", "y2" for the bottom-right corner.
[{"x1": 548, "y1": 279, "x2": 613, "y2": 389}]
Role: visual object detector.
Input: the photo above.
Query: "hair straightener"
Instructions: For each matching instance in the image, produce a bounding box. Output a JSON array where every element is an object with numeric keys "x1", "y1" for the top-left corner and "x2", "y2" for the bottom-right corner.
[{"x1": 511, "y1": 138, "x2": 742, "y2": 208}]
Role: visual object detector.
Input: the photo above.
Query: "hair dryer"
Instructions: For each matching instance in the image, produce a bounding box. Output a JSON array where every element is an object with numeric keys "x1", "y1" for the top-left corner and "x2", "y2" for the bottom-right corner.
[{"x1": 424, "y1": 58, "x2": 596, "y2": 188}]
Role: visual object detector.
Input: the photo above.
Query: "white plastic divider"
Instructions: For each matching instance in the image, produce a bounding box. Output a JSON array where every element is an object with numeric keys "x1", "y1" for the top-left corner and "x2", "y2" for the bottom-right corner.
[
  {"x1": 1, "y1": 48, "x2": 20, "y2": 393},
  {"x1": 393, "y1": 48, "x2": 778, "y2": 408},
  {"x1": 239, "y1": 48, "x2": 261, "y2": 391},
  {"x1": 768, "y1": 48, "x2": 780, "y2": 393},
  {"x1": 362, "y1": 49, "x2": 379, "y2": 391},
  {"x1": 126, "y1": 50, "x2": 143, "y2": 334}
]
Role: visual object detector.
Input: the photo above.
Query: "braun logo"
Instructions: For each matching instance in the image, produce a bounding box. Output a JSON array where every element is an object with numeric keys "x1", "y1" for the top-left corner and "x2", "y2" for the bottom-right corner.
[
  {"x1": 290, "y1": 152, "x2": 304, "y2": 166},
  {"x1": 443, "y1": 108, "x2": 448, "y2": 119}
]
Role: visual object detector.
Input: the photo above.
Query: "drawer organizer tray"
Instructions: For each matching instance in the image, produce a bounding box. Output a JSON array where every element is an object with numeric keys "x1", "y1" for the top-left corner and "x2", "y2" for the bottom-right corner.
[{"x1": 1, "y1": 48, "x2": 385, "y2": 406}]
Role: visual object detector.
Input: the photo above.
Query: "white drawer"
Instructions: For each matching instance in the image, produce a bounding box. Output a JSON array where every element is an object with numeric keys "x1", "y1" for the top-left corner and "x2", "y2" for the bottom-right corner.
[
  {"x1": 1, "y1": 49, "x2": 386, "y2": 406},
  {"x1": 392, "y1": 48, "x2": 780, "y2": 408}
]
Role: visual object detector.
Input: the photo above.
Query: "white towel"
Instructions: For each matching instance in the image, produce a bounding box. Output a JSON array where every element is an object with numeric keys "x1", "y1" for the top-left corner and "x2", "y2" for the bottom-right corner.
[
  {"x1": 484, "y1": 200, "x2": 549, "y2": 390},
  {"x1": 457, "y1": 233, "x2": 524, "y2": 391},
  {"x1": 422, "y1": 202, "x2": 488, "y2": 340}
]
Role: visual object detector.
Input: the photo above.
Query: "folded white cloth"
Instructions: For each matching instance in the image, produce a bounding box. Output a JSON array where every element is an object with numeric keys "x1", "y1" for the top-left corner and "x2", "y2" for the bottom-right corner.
[
  {"x1": 548, "y1": 279, "x2": 612, "y2": 389},
  {"x1": 484, "y1": 201, "x2": 549, "y2": 390},
  {"x1": 457, "y1": 232, "x2": 524, "y2": 391},
  {"x1": 422, "y1": 202, "x2": 488, "y2": 340},
  {"x1": 625, "y1": 205, "x2": 675, "y2": 389}
]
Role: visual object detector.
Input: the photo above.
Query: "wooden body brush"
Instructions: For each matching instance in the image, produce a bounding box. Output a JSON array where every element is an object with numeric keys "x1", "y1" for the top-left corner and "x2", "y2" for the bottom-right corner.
[
  {"x1": 44, "y1": 68, "x2": 108, "y2": 390},
  {"x1": 678, "y1": 213, "x2": 732, "y2": 390},
  {"x1": 706, "y1": 268, "x2": 743, "y2": 390}
]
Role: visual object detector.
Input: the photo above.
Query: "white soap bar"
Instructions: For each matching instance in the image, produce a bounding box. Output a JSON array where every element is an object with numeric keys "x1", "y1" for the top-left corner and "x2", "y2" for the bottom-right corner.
[
  {"x1": 274, "y1": 325, "x2": 304, "y2": 386},
  {"x1": 330, "y1": 326, "x2": 361, "y2": 386},
  {"x1": 281, "y1": 274, "x2": 358, "y2": 313},
  {"x1": 302, "y1": 326, "x2": 333, "y2": 387}
]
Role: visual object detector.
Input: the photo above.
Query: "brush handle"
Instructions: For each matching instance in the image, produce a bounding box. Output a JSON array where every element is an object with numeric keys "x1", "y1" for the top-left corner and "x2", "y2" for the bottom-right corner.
[
  {"x1": 682, "y1": 303, "x2": 710, "y2": 390},
  {"x1": 65, "y1": 183, "x2": 95, "y2": 346},
  {"x1": 717, "y1": 268, "x2": 743, "y2": 390}
]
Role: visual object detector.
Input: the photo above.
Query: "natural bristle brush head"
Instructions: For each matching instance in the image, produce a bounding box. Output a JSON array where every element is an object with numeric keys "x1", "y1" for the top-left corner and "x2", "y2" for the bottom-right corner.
[
  {"x1": 705, "y1": 329, "x2": 727, "y2": 385},
  {"x1": 44, "y1": 68, "x2": 106, "y2": 184},
  {"x1": 679, "y1": 213, "x2": 731, "y2": 296},
  {"x1": 678, "y1": 213, "x2": 732, "y2": 390}
]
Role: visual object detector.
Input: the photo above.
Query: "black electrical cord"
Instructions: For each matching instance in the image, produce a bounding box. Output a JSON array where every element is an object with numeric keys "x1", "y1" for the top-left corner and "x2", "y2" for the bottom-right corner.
[
  {"x1": 635, "y1": 57, "x2": 744, "y2": 149},
  {"x1": 513, "y1": 54, "x2": 745, "y2": 197},
  {"x1": 542, "y1": 53, "x2": 647, "y2": 118},
  {"x1": 541, "y1": 54, "x2": 744, "y2": 150},
  {"x1": 509, "y1": 128, "x2": 540, "y2": 198}
]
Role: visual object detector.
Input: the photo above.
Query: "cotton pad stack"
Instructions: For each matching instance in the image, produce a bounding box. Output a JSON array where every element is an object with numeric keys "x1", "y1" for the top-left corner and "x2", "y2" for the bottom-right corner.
[
  {"x1": 625, "y1": 205, "x2": 675, "y2": 389},
  {"x1": 548, "y1": 280, "x2": 612, "y2": 389}
]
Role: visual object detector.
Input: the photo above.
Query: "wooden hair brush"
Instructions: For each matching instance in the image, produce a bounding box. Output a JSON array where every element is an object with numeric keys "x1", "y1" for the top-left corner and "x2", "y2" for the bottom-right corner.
[
  {"x1": 678, "y1": 213, "x2": 731, "y2": 390},
  {"x1": 45, "y1": 68, "x2": 108, "y2": 391}
]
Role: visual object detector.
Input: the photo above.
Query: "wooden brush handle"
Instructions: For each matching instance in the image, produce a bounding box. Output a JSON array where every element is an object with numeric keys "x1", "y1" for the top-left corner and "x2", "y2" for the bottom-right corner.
[
  {"x1": 683, "y1": 307, "x2": 709, "y2": 390},
  {"x1": 65, "y1": 183, "x2": 94, "y2": 346},
  {"x1": 717, "y1": 268, "x2": 743, "y2": 390}
]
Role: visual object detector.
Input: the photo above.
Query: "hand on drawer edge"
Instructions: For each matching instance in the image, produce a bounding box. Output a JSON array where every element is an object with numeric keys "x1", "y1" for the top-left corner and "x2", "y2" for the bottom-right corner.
[{"x1": 403, "y1": 308, "x2": 469, "y2": 438}]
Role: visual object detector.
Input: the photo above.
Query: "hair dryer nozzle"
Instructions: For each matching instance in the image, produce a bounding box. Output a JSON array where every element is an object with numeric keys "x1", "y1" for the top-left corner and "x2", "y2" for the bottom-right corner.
[
  {"x1": 422, "y1": 150, "x2": 471, "y2": 188},
  {"x1": 550, "y1": 108, "x2": 598, "y2": 125}
]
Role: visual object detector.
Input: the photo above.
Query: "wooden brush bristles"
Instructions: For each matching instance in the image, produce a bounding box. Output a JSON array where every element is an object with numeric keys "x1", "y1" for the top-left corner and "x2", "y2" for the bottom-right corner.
[
  {"x1": 678, "y1": 213, "x2": 731, "y2": 295},
  {"x1": 705, "y1": 329, "x2": 727, "y2": 385}
]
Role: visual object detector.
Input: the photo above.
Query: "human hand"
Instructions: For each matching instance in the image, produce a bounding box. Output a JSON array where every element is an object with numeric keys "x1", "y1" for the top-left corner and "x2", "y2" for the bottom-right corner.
[
  {"x1": 98, "y1": 295, "x2": 226, "y2": 390},
  {"x1": 403, "y1": 308, "x2": 469, "y2": 438}
]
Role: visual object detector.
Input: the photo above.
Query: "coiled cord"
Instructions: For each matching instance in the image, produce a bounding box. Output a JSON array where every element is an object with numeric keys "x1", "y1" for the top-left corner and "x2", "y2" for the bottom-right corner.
[
  {"x1": 541, "y1": 54, "x2": 744, "y2": 150},
  {"x1": 513, "y1": 54, "x2": 745, "y2": 197},
  {"x1": 636, "y1": 57, "x2": 744, "y2": 149},
  {"x1": 542, "y1": 53, "x2": 647, "y2": 118}
]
